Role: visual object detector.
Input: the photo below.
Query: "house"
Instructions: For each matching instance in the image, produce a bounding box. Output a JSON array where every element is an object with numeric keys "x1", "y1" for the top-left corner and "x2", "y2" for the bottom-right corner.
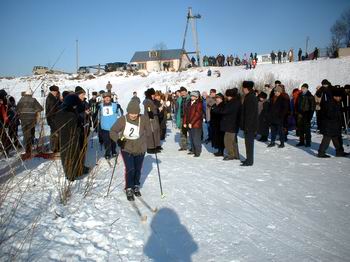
[{"x1": 130, "y1": 49, "x2": 191, "y2": 72}]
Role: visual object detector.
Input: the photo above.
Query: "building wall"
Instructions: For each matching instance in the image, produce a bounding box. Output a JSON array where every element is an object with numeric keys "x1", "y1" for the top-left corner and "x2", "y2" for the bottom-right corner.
[{"x1": 339, "y1": 48, "x2": 350, "y2": 57}]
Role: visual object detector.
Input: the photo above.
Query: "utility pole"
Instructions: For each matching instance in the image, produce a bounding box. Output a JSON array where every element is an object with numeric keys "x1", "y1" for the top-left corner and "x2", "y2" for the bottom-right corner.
[
  {"x1": 306, "y1": 36, "x2": 310, "y2": 54},
  {"x1": 76, "y1": 39, "x2": 79, "y2": 73},
  {"x1": 179, "y1": 7, "x2": 201, "y2": 70}
]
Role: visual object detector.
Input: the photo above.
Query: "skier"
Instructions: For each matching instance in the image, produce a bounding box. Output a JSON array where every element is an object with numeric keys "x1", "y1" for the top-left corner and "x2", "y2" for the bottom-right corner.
[
  {"x1": 98, "y1": 92, "x2": 122, "y2": 159},
  {"x1": 46, "y1": 85, "x2": 61, "y2": 153},
  {"x1": 110, "y1": 99, "x2": 150, "y2": 201},
  {"x1": 17, "y1": 88, "x2": 43, "y2": 160},
  {"x1": 183, "y1": 91, "x2": 203, "y2": 157},
  {"x1": 295, "y1": 83, "x2": 315, "y2": 147},
  {"x1": 240, "y1": 81, "x2": 258, "y2": 166}
]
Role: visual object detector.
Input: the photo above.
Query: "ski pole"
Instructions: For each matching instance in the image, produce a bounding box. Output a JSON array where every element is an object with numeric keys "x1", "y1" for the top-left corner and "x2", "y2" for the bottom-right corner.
[
  {"x1": 148, "y1": 107, "x2": 165, "y2": 198},
  {"x1": 106, "y1": 151, "x2": 118, "y2": 197}
]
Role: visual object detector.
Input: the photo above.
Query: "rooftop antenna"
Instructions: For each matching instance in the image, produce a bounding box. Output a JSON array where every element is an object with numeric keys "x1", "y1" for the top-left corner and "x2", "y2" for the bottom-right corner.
[{"x1": 179, "y1": 7, "x2": 201, "y2": 70}]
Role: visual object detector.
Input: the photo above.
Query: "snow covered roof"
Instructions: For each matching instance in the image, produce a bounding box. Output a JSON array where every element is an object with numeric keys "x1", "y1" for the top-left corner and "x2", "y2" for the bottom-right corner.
[{"x1": 130, "y1": 49, "x2": 186, "y2": 62}]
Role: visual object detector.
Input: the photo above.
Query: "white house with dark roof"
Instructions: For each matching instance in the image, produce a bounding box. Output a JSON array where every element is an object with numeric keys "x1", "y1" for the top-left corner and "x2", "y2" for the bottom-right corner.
[{"x1": 130, "y1": 49, "x2": 191, "y2": 72}]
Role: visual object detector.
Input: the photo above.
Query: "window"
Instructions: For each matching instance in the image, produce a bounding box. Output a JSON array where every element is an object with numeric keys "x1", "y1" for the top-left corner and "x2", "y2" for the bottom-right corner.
[
  {"x1": 139, "y1": 63, "x2": 146, "y2": 70},
  {"x1": 149, "y1": 51, "x2": 158, "y2": 58}
]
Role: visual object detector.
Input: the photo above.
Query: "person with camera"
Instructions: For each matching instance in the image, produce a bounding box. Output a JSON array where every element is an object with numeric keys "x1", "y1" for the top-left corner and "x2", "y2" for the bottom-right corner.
[{"x1": 110, "y1": 98, "x2": 150, "y2": 201}]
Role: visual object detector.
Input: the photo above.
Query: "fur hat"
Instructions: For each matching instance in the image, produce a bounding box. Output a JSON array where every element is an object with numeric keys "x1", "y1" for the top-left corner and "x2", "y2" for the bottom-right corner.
[
  {"x1": 215, "y1": 93, "x2": 224, "y2": 99},
  {"x1": 225, "y1": 88, "x2": 238, "y2": 97},
  {"x1": 275, "y1": 86, "x2": 283, "y2": 93},
  {"x1": 145, "y1": 88, "x2": 156, "y2": 98},
  {"x1": 301, "y1": 83, "x2": 309, "y2": 89},
  {"x1": 258, "y1": 92, "x2": 267, "y2": 99},
  {"x1": 127, "y1": 99, "x2": 141, "y2": 114},
  {"x1": 190, "y1": 91, "x2": 200, "y2": 98},
  {"x1": 332, "y1": 88, "x2": 344, "y2": 97},
  {"x1": 321, "y1": 79, "x2": 330, "y2": 86},
  {"x1": 63, "y1": 94, "x2": 81, "y2": 108},
  {"x1": 242, "y1": 81, "x2": 254, "y2": 90},
  {"x1": 75, "y1": 86, "x2": 86, "y2": 95},
  {"x1": 49, "y1": 85, "x2": 59, "y2": 92},
  {"x1": 92, "y1": 91, "x2": 98, "y2": 96}
]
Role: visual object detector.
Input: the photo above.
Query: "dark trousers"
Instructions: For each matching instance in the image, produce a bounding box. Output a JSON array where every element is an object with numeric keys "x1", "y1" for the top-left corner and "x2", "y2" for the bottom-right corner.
[
  {"x1": 121, "y1": 151, "x2": 145, "y2": 189},
  {"x1": 244, "y1": 131, "x2": 255, "y2": 164},
  {"x1": 22, "y1": 122, "x2": 36, "y2": 153},
  {"x1": 189, "y1": 128, "x2": 202, "y2": 156},
  {"x1": 180, "y1": 126, "x2": 188, "y2": 150},
  {"x1": 207, "y1": 121, "x2": 212, "y2": 141},
  {"x1": 49, "y1": 124, "x2": 60, "y2": 152},
  {"x1": 101, "y1": 129, "x2": 116, "y2": 157},
  {"x1": 318, "y1": 135, "x2": 343, "y2": 156},
  {"x1": 297, "y1": 116, "x2": 311, "y2": 144},
  {"x1": 270, "y1": 123, "x2": 284, "y2": 144}
]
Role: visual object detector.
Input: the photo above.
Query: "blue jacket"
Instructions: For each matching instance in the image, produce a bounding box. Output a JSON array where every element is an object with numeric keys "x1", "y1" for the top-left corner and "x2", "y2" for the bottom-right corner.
[{"x1": 99, "y1": 103, "x2": 122, "y2": 131}]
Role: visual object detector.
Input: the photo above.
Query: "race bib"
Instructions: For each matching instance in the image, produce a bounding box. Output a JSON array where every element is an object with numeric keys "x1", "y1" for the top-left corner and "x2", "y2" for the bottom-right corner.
[
  {"x1": 102, "y1": 106, "x2": 113, "y2": 116},
  {"x1": 123, "y1": 117, "x2": 140, "y2": 140}
]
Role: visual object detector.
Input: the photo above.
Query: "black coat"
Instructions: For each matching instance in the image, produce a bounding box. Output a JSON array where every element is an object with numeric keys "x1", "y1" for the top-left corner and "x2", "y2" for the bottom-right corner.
[
  {"x1": 296, "y1": 91, "x2": 315, "y2": 121},
  {"x1": 269, "y1": 96, "x2": 289, "y2": 125},
  {"x1": 45, "y1": 92, "x2": 60, "y2": 127},
  {"x1": 215, "y1": 98, "x2": 241, "y2": 133},
  {"x1": 258, "y1": 101, "x2": 270, "y2": 136},
  {"x1": 210, "y1": 102, "x2": 225, "y2": 149},
  {"x1": 241, "y1": 92, "x2": 258, "y2": 133},
  {"x1": 55, "y1": 105, "x2": 83, "y2": 180},
  {"x1": 321, "y1": 99, "x2": 342, "y2": 137}
]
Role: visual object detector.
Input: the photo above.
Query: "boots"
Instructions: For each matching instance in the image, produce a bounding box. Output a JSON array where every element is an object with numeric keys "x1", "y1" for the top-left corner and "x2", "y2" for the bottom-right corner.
[
  {"x1": 126, "y1": 188, "x2": 135, "y2": 201},
  {"x1": 134, "y1": 186, "x2": 142, "y2": 197}
]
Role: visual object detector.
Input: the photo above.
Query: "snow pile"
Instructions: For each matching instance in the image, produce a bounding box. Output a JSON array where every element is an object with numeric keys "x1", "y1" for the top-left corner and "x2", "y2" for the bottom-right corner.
[{"x1": 0, "y1": 58, "x2": 350, "y2": 261}]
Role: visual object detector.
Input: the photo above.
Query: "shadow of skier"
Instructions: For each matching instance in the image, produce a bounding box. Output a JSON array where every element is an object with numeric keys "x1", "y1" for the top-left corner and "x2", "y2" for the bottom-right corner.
[
  {"x1": 140, "y1": 154, "x2": 162, "y2": 187},
  {"x1": 144, "y1": 207, "x2": 198, "y2": 261}
]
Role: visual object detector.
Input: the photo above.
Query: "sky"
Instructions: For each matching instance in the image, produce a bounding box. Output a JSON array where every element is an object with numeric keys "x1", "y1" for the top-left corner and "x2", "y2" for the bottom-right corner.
[{"x1": 0, "y1": 0, "x2": 349, "y2": 76}]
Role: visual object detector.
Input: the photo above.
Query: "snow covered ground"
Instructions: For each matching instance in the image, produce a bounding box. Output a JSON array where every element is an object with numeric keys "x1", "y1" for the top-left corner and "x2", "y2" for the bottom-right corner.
[{"x1": 1, "y1": 58, "x2": 350, "y2": 261}]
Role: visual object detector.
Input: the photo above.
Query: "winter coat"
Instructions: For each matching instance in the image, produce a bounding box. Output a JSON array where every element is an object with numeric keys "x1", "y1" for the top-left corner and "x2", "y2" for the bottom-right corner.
[
  {"x1": 214, "y1": 98, "x2": 241, "y2": 133},
  {"x1": 0, "y1": 104, "x2": 8, "y2": 126},
  {"x1": 176, "y1": 96, "x2": 190, "y2": 128},
  {"x1": 210, "y1": 102, "x2": 225, "y2": 149},
  {"x1": 241, "y1": 91, "x2": 258, "y2": 133},
  {"x1": 55, "y1": 104, "x2": 83, "y2": 180},
  {"x1": 296, "y1": 91, "x2": 316, "y2": 121},
  {"x1": 17, "y1": 95, "x2": 43, "y2": 125},
  {"x1": 321, "y1": 99, "x2": 343, "y2": 137},
  {"x1": 206, "y1": 96, "x2": 215, "y2": 122},
  {"x1": 143, "y1": 98, "x2": 161, "y2": 148},
  {"x1": 183, "y1": 99, "x2": 203, "y2": 129},
  {"x1": 110, "y1": 115, "x2": 150, "y2": 155},
  {"x1": 45, "y1": 92, "x2": 60, "y2": 127},
  {"x1": 258, "y1": 101, "x2": 270, "y2": 136},
  {"x1": 269, "y1": 95, "x2": 289, "y2": 125}
]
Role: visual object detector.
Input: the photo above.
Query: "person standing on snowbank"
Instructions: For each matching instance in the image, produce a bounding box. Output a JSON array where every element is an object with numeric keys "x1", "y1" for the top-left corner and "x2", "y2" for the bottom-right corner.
[
  {"x1": 240, "y1": 81, "x2": 258, "y2": 166},
  {"x1": 110, "y1": 99, "x2": 150, "y2": 201},
  {"x1": 46, "y1": 85, "x2": 61, "y2": 153}
]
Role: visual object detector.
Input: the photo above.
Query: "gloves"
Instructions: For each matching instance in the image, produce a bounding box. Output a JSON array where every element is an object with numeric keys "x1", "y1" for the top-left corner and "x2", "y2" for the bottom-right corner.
[
  {"x1": 117, "y1": 137, "x2": 126, "y2": 149},
  {"x1": 188, "y1": 123, "x2": 192, "y2": 129},
  {"x1": 148, "y1": 110, "x2": 154, "y2": 119}
]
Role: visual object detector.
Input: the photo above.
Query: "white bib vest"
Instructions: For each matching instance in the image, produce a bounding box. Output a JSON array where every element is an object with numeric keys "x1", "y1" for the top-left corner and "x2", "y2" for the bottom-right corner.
[{"x1": 123, "y1": 116, "x2": 141, "y2": 140}]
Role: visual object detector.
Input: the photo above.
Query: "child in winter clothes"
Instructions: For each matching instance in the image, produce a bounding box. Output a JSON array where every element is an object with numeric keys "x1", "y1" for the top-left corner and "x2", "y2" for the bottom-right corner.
[
  {"x1": 110, "y1": 98, "x2": 150, "y2": 201},
  {"x1": 98, "y1": 92, "x2": 122, "y2": 159}
]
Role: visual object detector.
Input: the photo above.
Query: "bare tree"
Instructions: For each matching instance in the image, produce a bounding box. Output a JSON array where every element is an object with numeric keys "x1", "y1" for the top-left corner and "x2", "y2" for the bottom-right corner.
[
  {"x1": 329, "y1": 8, "x2": 350, "y2": 54},
  {"x1": 152, "y1": 42, "x2": 167, "y2": 71}
]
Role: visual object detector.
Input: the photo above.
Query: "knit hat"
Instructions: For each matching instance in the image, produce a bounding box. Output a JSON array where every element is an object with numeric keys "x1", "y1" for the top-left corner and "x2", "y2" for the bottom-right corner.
[
  {"x1": 127, "y1": 99, "x2": 141, "y2": 114},
  {"x1": 102, "y1": 92, "x2": 112, "y2": 98},
  {"x1": 190, "y1": 91, "x2": 200, "y2": 98},
  {"x1": 49, "y1": 85, "x2": 59, "y2": 92},
  {"x1": 242, "y1": 81, "x2": 254, "y2": 90},
  {"x1": 75, "y1": 86, "x2": 86, "y2": 94},
  {"x1": 215, "y1": 93, "x2": 224, "y2": 99},
  {"x1": 63, "y1": 94, "x2": 81, "y2": 108},
  {"x1": 225, "y1": 88, "x2": 238, "y2": 97},
  {"x1": 275, "y1": 86, "x2": 283, "y2": 93}
]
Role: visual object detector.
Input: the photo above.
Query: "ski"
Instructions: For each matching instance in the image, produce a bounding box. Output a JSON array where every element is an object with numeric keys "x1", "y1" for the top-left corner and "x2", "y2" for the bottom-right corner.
[
  {"x1": 130, "y1": 201, "x2": 147, "y2": 222},
  {"x1": 136, "y1": 197, "x2": 158, "y2": 213}
]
